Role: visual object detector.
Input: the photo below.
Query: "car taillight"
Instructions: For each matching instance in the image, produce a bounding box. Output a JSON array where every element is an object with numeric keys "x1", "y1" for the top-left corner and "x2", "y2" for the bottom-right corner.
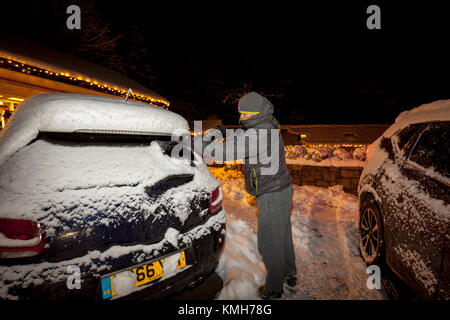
[
  {"x1": 0, "y1": 218, "x2": 46, "y2": 259},
  {"x1": 366, "y1": 144, "x2": 372, "y2": 162},
  {"x1": 209, "y1": 186, "x2": 223, "y2": 215}
]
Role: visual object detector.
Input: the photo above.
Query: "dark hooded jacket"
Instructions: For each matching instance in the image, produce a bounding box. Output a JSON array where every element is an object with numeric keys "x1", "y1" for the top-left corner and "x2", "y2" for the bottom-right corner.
[{"x1": 203, "y1": 92, "x2": 292, "y2": 197}]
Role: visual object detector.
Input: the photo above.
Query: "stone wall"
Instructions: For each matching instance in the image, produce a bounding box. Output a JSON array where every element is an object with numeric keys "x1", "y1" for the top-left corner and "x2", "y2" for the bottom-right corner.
[
  {"x1": 209, "y1": 163, "x2": 363, "y2": 195},
  {"x1": 287, "y1": 165, "x2": 363, "y2": 195}
]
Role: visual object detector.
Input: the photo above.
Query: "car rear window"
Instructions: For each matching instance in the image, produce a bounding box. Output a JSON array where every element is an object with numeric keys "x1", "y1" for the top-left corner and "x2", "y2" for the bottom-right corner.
[
  {"x1": 36, "y1": 132, "x2": 173, "y2": 145},
  {"x1": 1, "y1": 132, "x2": 197, "y2": 196},
  {"x1": 409, "y1": 122, "x2": 449, "y2": 179},
  {"x1": 34, "y1": 131, "x2": 196, "y2": 165}
]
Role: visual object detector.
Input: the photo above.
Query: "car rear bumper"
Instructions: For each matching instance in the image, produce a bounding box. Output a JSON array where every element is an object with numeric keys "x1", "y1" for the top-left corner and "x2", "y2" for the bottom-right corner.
[{"x1": 0, "y1": 210, "x2": 226, "y2": 300}]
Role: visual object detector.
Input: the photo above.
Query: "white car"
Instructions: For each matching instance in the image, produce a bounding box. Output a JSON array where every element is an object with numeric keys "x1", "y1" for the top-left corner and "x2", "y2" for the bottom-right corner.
[{"x1": 0, "y1": 93, "x2": 225, "y2": 300}]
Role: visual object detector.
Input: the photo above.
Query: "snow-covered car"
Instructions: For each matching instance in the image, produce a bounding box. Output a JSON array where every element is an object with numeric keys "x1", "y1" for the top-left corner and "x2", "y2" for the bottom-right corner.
[
  {"x1": 358, "y1": 99, "x2": 449, "y2": 300},
  {"x1": 0, "y1": 94, "x2": 225, "y2": 300}
]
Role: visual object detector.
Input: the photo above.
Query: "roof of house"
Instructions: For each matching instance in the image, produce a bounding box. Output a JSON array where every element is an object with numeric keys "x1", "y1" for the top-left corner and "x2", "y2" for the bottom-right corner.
[
  {"x1": 0, "y1": 33, "x2": 168, "y2": 106},
  {"x1": 281, "y1": 124, "x2": 390, "y2": 145}
]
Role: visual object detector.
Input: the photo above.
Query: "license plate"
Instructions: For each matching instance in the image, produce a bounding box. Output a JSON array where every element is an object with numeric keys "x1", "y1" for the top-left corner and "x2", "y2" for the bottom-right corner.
[{"x1": 101, "y1": 250, "x2": 187, "y2": 299}]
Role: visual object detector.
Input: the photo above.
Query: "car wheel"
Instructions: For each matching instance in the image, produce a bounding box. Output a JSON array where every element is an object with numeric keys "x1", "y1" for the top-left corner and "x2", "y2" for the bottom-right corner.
[{"x1": 359, "y1": 200, "x2": 385, "y2": 265}]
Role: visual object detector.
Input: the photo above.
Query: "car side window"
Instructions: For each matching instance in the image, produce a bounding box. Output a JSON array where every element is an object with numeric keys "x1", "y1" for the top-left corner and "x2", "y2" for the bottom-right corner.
[
  {"x1": 409, "y1": 122, "x2": 449, "y2": 179},
  {"x1": 396, "y1": 123, "x2": 425, "y2": 152}
]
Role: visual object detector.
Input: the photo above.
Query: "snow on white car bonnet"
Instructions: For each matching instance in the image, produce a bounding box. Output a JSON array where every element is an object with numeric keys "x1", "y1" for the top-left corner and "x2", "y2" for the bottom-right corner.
[{"x1": 0, "y1": 93, "x2": 189, "y2": 165}]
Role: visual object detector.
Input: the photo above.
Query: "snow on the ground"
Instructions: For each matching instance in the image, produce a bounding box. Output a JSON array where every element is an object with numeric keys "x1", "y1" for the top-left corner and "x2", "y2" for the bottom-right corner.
[{"x1": 211, "y1": 167, "x2": 388, "y2": 300}]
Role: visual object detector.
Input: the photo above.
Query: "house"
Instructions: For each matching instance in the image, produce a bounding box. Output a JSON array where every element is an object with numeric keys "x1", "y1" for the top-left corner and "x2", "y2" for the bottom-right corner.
[
  {"x1": 0, "y1": 33, "x2": 169, "y2": 128},
  {"x1": 281, "y1": 124, "x2": 390, "y2": 147}
]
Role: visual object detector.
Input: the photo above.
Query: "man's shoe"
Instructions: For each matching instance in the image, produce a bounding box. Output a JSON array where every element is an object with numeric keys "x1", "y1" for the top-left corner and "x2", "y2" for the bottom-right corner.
[
  {"x1": 257, "y1": 285, "x2": 283, "y2": 300},
  {"x1": 284, "y1": 276, "x2": 297, "y2": 293}
]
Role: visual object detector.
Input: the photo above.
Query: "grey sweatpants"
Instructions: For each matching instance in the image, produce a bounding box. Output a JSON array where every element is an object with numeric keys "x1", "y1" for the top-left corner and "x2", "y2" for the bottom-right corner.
[{"x1": 256, "y1": 184, "x2": 296, "y2": 293}]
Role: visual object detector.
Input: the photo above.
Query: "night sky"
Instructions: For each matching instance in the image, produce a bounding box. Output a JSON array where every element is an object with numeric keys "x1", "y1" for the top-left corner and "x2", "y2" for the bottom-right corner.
[{"x1": 2, "y1": 1, "x2": 449, "y2": 125}]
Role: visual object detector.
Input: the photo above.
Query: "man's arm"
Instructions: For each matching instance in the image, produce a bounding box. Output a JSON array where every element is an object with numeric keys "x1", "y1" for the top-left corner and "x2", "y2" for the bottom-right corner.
[{"x1": 196, "y1": 127, "x2": 257, "y2": 162}]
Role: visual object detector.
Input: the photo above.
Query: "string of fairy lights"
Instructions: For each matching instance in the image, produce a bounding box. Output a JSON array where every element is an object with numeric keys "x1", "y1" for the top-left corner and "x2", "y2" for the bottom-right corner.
[
  {"x1": 0, "y1": 57, "x2": 170, "y2": 108},
  {"x1": 190, "y1": 130, "x2": 367, "y2": 149}
]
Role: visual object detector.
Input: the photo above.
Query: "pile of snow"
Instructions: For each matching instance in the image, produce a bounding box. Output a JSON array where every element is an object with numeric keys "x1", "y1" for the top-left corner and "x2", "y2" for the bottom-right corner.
[{"x1": 210, "y1": 167, "x2": 387, "y2": 300}]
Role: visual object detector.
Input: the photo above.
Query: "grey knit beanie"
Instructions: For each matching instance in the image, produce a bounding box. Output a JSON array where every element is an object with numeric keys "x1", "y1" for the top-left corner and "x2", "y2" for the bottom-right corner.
[{"x1": 238, "y1": 92, "x2": 264, "y2": 114}]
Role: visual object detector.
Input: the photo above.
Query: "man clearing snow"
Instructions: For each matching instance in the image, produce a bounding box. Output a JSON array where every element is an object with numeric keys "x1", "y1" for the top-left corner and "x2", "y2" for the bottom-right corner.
[{"x1": 199, "y1": 92, "x2": 296, "y2": 299}]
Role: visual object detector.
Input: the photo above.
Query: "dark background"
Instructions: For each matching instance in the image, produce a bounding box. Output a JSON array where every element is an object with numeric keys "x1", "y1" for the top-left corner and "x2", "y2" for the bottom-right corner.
[{"x1": 1, "y1": 1, "x2": 449, "y2": 124}]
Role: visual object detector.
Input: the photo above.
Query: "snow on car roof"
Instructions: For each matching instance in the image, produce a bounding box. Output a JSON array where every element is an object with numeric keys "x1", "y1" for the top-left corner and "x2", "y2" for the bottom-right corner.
[
  {"x1": 361, "y1": 99, "x2": 450, "y2": 194},
  {"x1": 384, "y1": 99, "x2": 450, "y2": 137},
  {"x1": 0, "y1": 93, "x2": 189, "y2": 165}
]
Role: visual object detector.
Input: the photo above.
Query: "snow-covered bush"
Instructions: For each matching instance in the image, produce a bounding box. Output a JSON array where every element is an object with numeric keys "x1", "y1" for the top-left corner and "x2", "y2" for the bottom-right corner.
[
  {"x1": 285, "y1": 145, "x2": 308, "y2": 159},
  {"x1": 352, "y1": 147, "x2": 367, "y2": 161},
  {"x1": 309, "y1": 147, "x2": 332, "y2": 162},
  {"x1": 283, "y1": 145, "x2": 368, "y2": 163},
  {"x1": 332, "y1": 148, "x2": 352, "y2": 160}
]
